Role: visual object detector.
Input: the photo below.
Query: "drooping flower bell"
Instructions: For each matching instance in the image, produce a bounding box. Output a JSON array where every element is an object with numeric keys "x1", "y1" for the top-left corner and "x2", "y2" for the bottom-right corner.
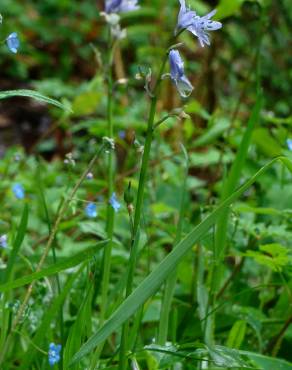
[
  {"x1": 48, "y1": 343, "x2": 61, "y2": 367},
  {"x1": 6, "y1": 32, "x2": 20, "y2": 53},
  {"x1": 175, "y1": 0, "x2": 222, "y2": 47},
  {"x1": 105, "y1": 0, "x2": 139, "y2": 14},
  {"x1": 168, "y1": 49, "x2": 193, "y2": 98}
]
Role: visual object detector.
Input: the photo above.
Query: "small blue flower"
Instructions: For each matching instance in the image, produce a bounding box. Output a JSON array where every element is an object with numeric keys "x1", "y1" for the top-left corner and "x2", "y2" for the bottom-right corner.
[
  {"x1": 169, "y1": 49, "x2": 193, "y2": 98},
  {"x1": 105, "y1": 0, "x2": 139, "y2": 13},
  {"x1": 109, "y1": 192, "x2": 121, "y2": 212},
  {"x1": 12, "y1": 183, "x2": 25, "y2": 199},
  {"x1": 86, "y1": 172, "x2": 94, "y2": 180},
  {"x1": 287, "y1": 139, "x2": 292, "y2": 151},
  {"x1": 0, "y1": 235, "x2": 8, "y2": 249},
  {"x1": 118, "y1": 130, "x2": 126, "y2": 139},
  {"x1": 48, "y1": 343, "x2": 61, "y2": 367},
  {"x1": 6, "y1": 32, "x2": 20, "y2": 54},
  {"x1": 176, "y1": 0, "x2": 222, "y2": 47},
  {"x1": 85, "y1": 202, "x2": 97, "y2": 218}
]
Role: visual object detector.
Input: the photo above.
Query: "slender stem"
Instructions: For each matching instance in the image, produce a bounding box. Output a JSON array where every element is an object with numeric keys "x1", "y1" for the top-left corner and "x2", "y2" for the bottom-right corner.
[
  {"x1": 0, "y1": 146, "x2": 104, "y2": 366},
  {"x1": 91, "y1": 28, "x2": 116, "y2": 370},
  {"x1": 118, "y1": 53, "x2": 169, "y2": 370},
  {"x1": 267, "y1": 314, "x2": 292, "y2": 356},
  {"x1": 100, "y1": 28, "x2": 115, "y2": 326}
]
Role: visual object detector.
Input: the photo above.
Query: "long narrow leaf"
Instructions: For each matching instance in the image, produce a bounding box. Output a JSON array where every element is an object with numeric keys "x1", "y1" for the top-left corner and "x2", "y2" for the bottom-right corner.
[
  {"x1": 70, "y1": 156, "x2": 292, "y2": 366},
  {"x1": 4, "y1": 205, "x2": 29, "y2": 283},
  {"x1": 0, "y1": 241, "x2": 107, "y2": 293},
  {"x1": 0, "y1": 89, "x2": 72, "y2": 112}
]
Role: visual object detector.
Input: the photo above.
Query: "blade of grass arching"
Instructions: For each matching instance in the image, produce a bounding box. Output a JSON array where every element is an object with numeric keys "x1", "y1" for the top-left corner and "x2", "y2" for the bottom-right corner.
[
  {"x1": 18, "y1": 265, "x2": 85, "y2": 370},
  {"x1": 157, "y1": 144, "x2": 189, "y2": 345},
  {"x1": 70, "y1": 156, "x2": 292, "y2": 366},
  {"x1": 0, "y1": 89, "x2": 72, "y2": 112},
  {"x1": 0, "y1": 242, "x2": 107, "y2": 293}
]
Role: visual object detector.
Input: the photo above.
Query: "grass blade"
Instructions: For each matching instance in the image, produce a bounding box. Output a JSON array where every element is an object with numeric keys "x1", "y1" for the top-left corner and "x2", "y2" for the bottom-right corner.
[
  {"x1": 0, "y1": 241, "x2": 107, "y2": 293},
  {"x1": 70, "y1": 156, "x2": 292, "y2": 366},
  {"x1": 0, "y1": 89, "x2": 72, "y2": 112},
  {"x1": 4, "y1": 204, "x2": 29, "y2": 283}
]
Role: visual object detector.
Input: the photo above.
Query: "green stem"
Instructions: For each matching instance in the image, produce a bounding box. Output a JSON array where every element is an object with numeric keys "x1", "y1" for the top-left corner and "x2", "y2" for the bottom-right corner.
[
  {"x1": 118, "y1": 53, "x2": 169, "y2": 370},
  {"x1": 100, "y1": 33, "x2": 115, "y2": 325},
  {"x1": 91, "y1": 28, "x2": 116, "y2": 369}
]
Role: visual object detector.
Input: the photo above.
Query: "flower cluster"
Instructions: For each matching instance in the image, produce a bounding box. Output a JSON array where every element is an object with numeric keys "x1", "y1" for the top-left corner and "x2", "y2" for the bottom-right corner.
[
  {"x1": 48, "y1": 343, "x2": 61, "y2": 367},
  {"x1": 168, "y1": 1, "x2": 222, "y2": 97}
]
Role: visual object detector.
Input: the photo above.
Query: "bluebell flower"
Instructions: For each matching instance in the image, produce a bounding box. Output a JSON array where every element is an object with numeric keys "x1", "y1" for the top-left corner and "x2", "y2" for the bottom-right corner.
[
  {"x1": 287, "y1": 139, "x2": 292, "y2": 151},
  {"x1": 168, "y1": 49, "x2": 193, "y2": 98},
  {"x1": 109, "y1": 192, "x2": 121, "y2": 212},
  {"x1": 48, "y1": 343, "x2": 61, "y2": 367},
  {"x1": 105, "y1": 0, "x2": 139, "y2": 14},
  {"x1": 0, "y1": 235, "x2": 8, "y2": 249},
  {"x1": 85, "y1": 202, "x2": 97, "y2": 218},
  {"x1": 12, "y1": 183, "x2": 25, "y2": 199},
  {"x1": 176, "y1": 0, "x2": 222, "y2": 47},
  {"x1": 6, "y1": 32, "x2": 20, "y2": 53}
]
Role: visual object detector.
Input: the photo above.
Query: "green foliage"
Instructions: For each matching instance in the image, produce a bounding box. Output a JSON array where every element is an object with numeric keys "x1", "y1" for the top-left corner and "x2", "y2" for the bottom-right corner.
[{"x1": 0, "y1": 0, "x2": 292, "y2": 369}]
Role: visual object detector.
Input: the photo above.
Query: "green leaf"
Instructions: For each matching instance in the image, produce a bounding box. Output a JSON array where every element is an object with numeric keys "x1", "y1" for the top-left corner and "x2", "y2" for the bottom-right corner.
[
  {"x1": 69, "y1": 157, "x2": 292, "y2": 366},
  {"x1": 64, "y1": 285, "x2": 93, "y2": 369},
  {"x1": 226, "y1": 320, "x2": 247, "y2": 349},
  {"x1": 239, "y1": 350, "x2": 292, "y2": 370},
  {"x1": 216, "y1": 0, "x2": 245, "y2": 19},
  {"x1": 207, "y1": 345, "x2": 250, "y2": 368},
  {"x1": 252, "y1": 128, "x2": 283, "y2": 157},
  {"x1": 4, "y1": 205, "x2": 29, "y2": 283},
  {"x1": 0, "y1": 241, "x2": 107, "y2": 292},
  {"x1": 0, "y1": 89, "x2": 72, "y2": 112},
  {"x1": 72, "y1": 91, "x2": 101, "y2": 116},
  {"x1": 245, "y1": 243, "x2": 290, "y2": 271}
]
